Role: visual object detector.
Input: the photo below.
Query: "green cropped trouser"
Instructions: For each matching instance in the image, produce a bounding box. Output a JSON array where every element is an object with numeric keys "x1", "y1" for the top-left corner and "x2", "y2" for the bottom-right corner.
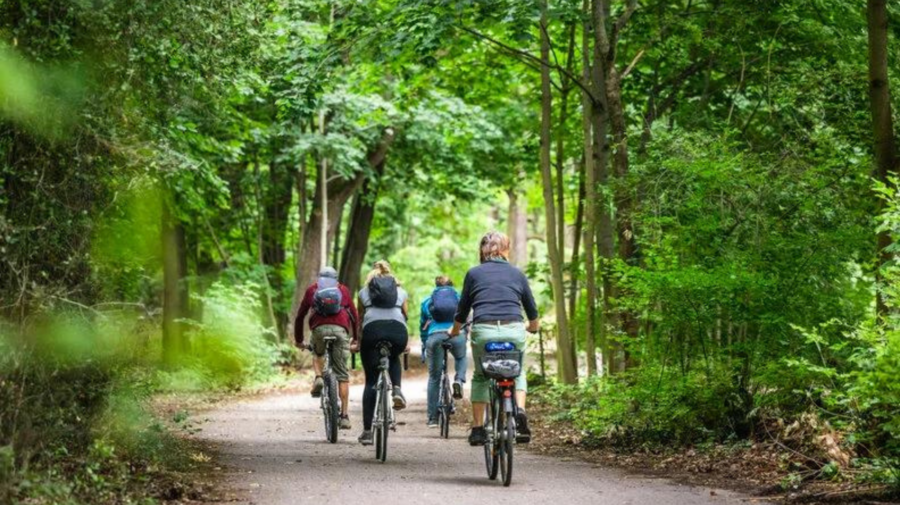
[{"x1": 469, "y1": 322, "x2": 527, "y2": 403}]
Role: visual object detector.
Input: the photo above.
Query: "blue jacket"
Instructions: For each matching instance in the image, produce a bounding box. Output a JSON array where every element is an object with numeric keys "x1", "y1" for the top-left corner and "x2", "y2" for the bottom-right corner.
[{"x1": 419, "y1": 287, "x2": 458, "y2": 343}]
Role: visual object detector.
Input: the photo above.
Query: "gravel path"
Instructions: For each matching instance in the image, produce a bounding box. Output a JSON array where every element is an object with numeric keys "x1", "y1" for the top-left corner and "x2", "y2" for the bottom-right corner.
[{"x1": 196, "y1": 372, "x2": 762, "y2": 505}]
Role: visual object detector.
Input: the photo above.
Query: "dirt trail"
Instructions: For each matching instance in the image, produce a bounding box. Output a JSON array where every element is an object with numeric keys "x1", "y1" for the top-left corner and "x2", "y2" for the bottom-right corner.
[{"x1": 195, "y1": 372, "x2": 763, "y2": 505}]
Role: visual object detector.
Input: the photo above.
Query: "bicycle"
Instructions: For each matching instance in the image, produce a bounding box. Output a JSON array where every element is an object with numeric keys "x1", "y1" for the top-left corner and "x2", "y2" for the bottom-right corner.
[
  {"x1": 436, "y1": 337, "x2": 456, "y2": 439},
  {"x1": 480, "y1": 341, "x2": 522, "y2": 487},
  {"x1": 372, "y1": 341, "x2": 397, "y2": 462},
  {"x1": 309, "y1": 335, "x2": 341, "y2": 443}
]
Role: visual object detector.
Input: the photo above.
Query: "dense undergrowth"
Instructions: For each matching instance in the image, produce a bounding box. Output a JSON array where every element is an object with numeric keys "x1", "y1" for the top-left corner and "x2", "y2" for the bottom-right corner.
[
  {"x1": 534, "y1": 321, "x2": 900, "y2": 489},
  {"x1": 0, "y1": 282, "x2": 284, "y2": 505}
]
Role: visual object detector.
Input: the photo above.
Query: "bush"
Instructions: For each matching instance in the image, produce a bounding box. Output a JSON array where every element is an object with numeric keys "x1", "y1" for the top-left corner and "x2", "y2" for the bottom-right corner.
[
  {"x1": 545, "y1": 362, "x2": 751, "y2": 448},
  {"x1": 157, "y1": 281, "x2": 280, "y2": 391},
  {"x1": 0, "y1": 280, "x2": 283, "y2": 503}
]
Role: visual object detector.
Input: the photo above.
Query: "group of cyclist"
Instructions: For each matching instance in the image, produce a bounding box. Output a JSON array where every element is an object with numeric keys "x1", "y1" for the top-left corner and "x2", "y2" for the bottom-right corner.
[{"x1": 293, "y1": 230, "x2": 539, "y2": 447}]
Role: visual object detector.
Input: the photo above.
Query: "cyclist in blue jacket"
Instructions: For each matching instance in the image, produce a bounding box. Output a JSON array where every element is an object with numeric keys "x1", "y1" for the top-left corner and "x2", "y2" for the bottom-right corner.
[{"x1": 421, "y1": 275, "x2": 468, "y2": 428}]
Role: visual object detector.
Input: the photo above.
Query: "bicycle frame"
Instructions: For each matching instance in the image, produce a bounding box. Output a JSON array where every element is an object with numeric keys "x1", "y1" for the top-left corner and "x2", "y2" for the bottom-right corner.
[{"x1": 372, "y1": 351, "x2": 395, "y2": 431}]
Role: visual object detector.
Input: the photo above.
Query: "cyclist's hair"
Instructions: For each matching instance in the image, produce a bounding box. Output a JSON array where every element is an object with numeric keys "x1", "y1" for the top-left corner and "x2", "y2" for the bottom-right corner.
[
  {"x1": 479, "y1": 231, "x2": 511, "y2": 263},
  {"x1": 365, "y1": 260, "x2": 400, "y2": 286},
  {"x1": 435, "y1": 275, "x2": 453, "y2": 287}
]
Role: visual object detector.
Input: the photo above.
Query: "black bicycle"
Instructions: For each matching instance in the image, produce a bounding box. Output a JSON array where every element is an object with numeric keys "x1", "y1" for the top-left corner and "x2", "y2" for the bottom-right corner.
[
  {"x1": 481, "y1": 341, "x2": 522, "y2": 487},
  {"x1": 436, "y1": 338, "x2": 456, "y2": 439},
  {"x1": 310, "y1": 335, "x2": 341, "y2": 443},
  {"x1": 372, "y1": 341, "x2": 396, "y2": 462}
]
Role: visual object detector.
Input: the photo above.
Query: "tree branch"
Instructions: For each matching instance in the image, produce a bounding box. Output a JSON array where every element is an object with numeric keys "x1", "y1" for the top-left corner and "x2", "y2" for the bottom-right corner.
[
  {"x1": 457, "y1": 25, "x2": 600, "y2": 105},
  {"x1": 611, "y1": 0, "x2": 638, "y2": 49}
]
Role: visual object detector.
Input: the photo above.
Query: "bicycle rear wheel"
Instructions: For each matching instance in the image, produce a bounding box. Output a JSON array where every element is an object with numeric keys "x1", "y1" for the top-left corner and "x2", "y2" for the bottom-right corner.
[
  {"x1": 500, "y1": 412, "x2": 515, "y2": 486},
  {"x1": 324, "y1": 372, "x2": 339, "y2": 443},
  {"x1": 377, "y1": 384, "x2": 389, "y2": 462},
  {"x1": 374, "y1": 386, "x2": 384, "y2": 460}
]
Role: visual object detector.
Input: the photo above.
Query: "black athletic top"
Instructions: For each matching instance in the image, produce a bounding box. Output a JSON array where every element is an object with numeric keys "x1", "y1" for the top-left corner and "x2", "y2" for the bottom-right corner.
[{"x1": 455, "y1": 259, "x2": 539, "y2": 324}]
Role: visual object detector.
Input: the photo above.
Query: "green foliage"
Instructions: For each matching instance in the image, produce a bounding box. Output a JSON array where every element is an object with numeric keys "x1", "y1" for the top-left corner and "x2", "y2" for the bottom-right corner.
[
  {"x1": 546, "y1": 364, "x2": 749, "y2": 447},
  {"x1": 159, "y1": 281, "x2": 281, "y2": 391}
]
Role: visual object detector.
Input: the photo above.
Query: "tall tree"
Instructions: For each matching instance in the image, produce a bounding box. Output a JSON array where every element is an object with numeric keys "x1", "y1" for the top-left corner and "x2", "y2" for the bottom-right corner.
[
  {"x1": 540, "y1": 1, "x2": 578, "y2": 384},
  {"x1": 595, "y1": 0, "x2": 639, "y2": 370},
  {"x1": 591, "y1": 0, "x2": 616, "y2": 372},
  {"x1": 581, "y1": 0, "x2": 600, "y2": 376},
  {"x1": 868, "y1": 0, "x2": 897, "y2": 318},
  {"x1": 339, "y1": 158, "x2": 387, "y2": 295},
  {"x1": 161, "y1": 197, "x2": 189, "y2": 365}
]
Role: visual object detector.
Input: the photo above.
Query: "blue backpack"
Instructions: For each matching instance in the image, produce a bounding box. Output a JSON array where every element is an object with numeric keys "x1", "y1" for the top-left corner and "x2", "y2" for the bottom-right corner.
[
  {"x1": 428, "y1": 288, "x2": 459, "y2": 323},
  {"x1": 313, "y1": 277, "x2": 343, "y2": 316}
]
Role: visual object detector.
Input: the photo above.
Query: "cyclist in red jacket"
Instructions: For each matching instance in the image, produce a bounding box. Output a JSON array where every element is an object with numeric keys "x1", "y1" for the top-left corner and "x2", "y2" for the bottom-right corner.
[{"x1": 295, "y1": 266, "x2": 359, "y2": 430}]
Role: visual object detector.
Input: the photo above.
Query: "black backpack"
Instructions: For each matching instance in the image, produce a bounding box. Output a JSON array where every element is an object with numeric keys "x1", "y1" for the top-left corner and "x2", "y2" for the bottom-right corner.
[
  {"x1": 313, "y1": 276, "x2": 343, "y2": 316},
  {"x1": 368, "y1": 276, "x2": 398, "y2": 308},
  {"x1": 428, "y1": 288, "x2": 459, "y2": 323}
]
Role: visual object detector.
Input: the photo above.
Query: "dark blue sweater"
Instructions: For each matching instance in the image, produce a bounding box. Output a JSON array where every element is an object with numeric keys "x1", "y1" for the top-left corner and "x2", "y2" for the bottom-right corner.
[{"x1": 454, "y1": 260, "x2": 539, "y2": 324}]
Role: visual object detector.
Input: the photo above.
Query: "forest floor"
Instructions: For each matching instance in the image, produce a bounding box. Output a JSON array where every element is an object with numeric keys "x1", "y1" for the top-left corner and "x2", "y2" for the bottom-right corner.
[
  {"x1": 169, "y1": 355, "x2": 764, "y2": 505},
  {"x1": 526, "y1": 398, "x2": 900, "y2": 505}
]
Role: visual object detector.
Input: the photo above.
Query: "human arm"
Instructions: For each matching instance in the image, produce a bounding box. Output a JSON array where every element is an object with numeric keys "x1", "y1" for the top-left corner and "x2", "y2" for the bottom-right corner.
[
  {"x1": 449, "y1": 272, "x2": 473, "y2": 337},
  {"x1": 520, "y1": 273, "x2": 540, "y2": 333},
  {"x1": 344, "y1": 285, "x2": 360, "y2": 343},
  {"x1": 294, "y1": 285, "x2": 314, "y2": 345},
  {"x1": 351, "y1": 294, "x2": 365, "y2": 352},
  {"x1": 419, "y1": 297, "x2": 431, "y2": 335}
]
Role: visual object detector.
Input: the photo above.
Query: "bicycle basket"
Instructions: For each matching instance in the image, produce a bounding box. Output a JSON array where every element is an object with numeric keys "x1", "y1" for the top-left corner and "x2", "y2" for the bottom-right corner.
[{"x1": 481, "y1": 350, "x2": 522, "y2": 380}]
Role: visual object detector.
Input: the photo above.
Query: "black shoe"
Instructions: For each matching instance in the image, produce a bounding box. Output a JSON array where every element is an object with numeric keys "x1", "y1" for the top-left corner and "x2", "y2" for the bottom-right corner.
[
  {"x1": 392, "y1": 386, "x2": 407, "y2": 410},
  {"x1": 468, "y1": 427, "x2": 488, "y2": 446},
  {"x1": 515, "y1": 411, "x2": 531, "y2": 444},
  {"x1": 452, "y1": 381, "x2": 463, "y2": 400},
  {"x1": 311, "y1": 376, "x2": 324, "y2": 398}
]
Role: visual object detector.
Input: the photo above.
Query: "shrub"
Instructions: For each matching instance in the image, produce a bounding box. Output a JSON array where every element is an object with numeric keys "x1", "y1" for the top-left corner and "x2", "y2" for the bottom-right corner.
[{"x1": 157, "y1": 281, "x2": 280, "y2": 391}]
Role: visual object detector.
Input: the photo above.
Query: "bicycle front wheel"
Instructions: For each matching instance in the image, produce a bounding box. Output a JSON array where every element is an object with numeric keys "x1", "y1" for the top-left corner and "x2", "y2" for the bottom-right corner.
[
  {"x1": 324, "y1": 372, "x2": 339, "y2": 443},
  {"x1": 484, "y1": 394, "x2": 499, "y2": 480},
  {"x1": 439, "y1": 376, "x2": 451, "y2": 439}
]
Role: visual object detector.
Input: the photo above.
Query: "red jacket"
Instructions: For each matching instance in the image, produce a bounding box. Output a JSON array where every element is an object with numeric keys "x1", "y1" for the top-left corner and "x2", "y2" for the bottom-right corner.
[{"x1": 294, "y1": 282, "x2": 359, "y2": 344}]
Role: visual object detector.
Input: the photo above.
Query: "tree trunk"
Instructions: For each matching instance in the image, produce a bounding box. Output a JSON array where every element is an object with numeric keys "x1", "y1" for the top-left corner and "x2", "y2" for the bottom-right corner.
[
  {"x1": 595, "y1": 0, "x2": 639, "y2": 372},
  {"x1": 554, "y1": 25, "x2": 576, "y2": 261},
  {"x1": 340, "y1": 158, "x2": 386, "y2": 295},
  {"x1": 162, "y1": 196, "x2": 189, "y2": 365},
  {"x1": 869, "y1": 0, "x2": 897, "y2": 318},
  {"x1": 540, "y1": 5, "x2": 578, "y2": 385},
  {"x1": 567, "y1": 161, "x2": 585, "y2": 323},
  {"x1": 292, "y1": 171, "x2": 362, "y2": 318},
  {"x1": 581, "y1": 0, "x2": 600, "y2": 376},
  {"x1": 606, "y1": 63, "x2": 640, "y2": 366},
  {"x1": 592, "y1": 0, "x2": 616, "y2": 373},
  {"x1": 289, "y1": 128, "x2": 396, "y2": 336}
]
